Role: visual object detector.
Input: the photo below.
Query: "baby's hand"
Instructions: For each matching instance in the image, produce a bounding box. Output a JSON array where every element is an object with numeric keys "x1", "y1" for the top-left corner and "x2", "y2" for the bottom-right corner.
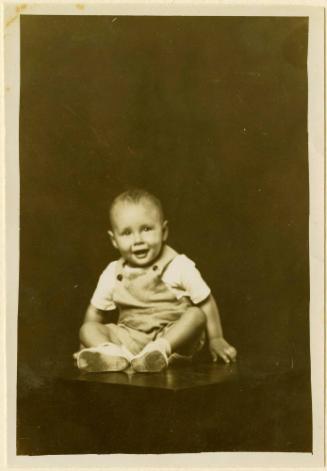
[{"x1": 208, "y1": 337, "x2": 237, "y2": 364}]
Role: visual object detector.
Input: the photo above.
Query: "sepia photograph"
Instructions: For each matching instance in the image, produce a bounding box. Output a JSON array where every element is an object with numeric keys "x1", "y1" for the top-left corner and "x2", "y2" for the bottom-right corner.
[{"x1": 2, "y1": 1, "x2": 325, "y2": 468}]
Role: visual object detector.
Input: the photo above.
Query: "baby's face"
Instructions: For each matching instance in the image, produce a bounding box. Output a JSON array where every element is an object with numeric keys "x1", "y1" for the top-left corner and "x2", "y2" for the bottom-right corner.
[{"x1": 109, "y1": 199, "x2": 168, "y2": 267}]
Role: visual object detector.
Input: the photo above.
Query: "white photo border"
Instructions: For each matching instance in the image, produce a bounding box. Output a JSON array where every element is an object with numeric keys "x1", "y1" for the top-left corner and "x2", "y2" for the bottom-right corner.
[{"x1": 2, "y1": 1, "x2": 326, "y2": 468}]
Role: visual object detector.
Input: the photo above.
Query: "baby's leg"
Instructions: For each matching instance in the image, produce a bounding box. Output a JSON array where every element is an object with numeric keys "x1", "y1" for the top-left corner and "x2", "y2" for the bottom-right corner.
[
  {"x1": 163, "y1": 306, "x2": 206, "y2": 354},
  {"x1": 79, "y1": 321, "x2": 121, "y2": 348},
  {"x1": 131, "y1": 307, "x2": 205, "y2": 373},
  {"x1": 76, "y1": 322, "x2": 133, "y2": 372}
]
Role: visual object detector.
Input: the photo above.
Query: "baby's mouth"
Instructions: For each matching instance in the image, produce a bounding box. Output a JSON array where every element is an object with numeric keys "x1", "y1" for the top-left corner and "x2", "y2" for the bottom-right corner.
[{"x1": 132, "y1": 248, "x2": 149, "y2": 259}]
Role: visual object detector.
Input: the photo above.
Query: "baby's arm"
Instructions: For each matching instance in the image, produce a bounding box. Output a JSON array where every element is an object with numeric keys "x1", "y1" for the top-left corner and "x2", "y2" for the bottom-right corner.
[
  {"x1": 199, "y1": 294, "x2": 237, "y2": 363},
  {"x1": 83, "y1": 303, "x2": 106, "y2": 323}
]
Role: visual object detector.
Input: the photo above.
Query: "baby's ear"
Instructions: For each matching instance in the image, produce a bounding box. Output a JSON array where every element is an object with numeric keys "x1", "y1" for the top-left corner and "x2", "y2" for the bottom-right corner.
[
  {"x1": 162, "y1": 220, "x2": 169, "y2": 241},
  {"x1": 108, "y1": 230, "x2": 118, "y2": 249}
]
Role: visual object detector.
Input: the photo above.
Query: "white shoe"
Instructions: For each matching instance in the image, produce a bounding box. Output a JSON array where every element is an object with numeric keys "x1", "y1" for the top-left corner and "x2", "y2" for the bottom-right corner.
[
  {"x1": 76, "y1": 343, "x2": 132, "y2": 372},
  {"x1": 131, "y1": 340, "x2": 169, "y2": 373}
]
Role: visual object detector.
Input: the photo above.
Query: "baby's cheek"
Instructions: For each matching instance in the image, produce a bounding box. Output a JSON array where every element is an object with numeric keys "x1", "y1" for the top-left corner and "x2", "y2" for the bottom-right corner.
[{"x1": 147, "y1": 235, "x2": 158, "y2": 244}]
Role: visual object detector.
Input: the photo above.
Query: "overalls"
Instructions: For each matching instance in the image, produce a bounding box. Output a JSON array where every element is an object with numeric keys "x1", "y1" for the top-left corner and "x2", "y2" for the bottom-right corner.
[{"x1": 105, "y1": 245, "x2": 205, "y2": 356}]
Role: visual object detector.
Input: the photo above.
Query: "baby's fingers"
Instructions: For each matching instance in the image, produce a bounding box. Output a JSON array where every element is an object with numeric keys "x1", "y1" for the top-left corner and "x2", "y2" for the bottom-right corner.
[
  {"x1": 219, "y1": 351, "x2": 230, "y2": 364},
  {"x1": 226, "y1": 346, "x2": 237, "y2": 362},
  {"x1": 210, "y1": 349, "x2": 218, "y2": 362}
]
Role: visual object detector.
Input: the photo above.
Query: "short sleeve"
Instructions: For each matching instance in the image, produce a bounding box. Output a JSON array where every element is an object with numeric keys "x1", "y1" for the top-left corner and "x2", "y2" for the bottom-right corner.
[
  {"x1": 90, "y1": 261, "x2": 117, "y2": 311},
  {"x1": 163, "y1": 255, "x2": 211, "y2": 304}
]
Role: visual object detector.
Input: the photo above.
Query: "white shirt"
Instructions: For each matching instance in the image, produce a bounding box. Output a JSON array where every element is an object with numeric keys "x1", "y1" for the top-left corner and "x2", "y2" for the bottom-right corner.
[{"x1": 91, "y1": 254, "x2": 211, "y2": 311}]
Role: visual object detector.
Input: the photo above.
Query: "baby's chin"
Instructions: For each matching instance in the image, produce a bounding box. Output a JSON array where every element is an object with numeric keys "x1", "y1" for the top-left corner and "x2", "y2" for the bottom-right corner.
[{"x1": 129, "y1": 257, "x2": 155, "y2": 268}]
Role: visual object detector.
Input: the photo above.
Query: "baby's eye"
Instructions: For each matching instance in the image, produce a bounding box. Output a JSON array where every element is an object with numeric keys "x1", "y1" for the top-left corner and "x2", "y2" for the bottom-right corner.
[
  {"x1": 121, "y1": 229, "x2": 132, "y2": 236},
  {"x1": 142, "y1": 226, "x2": 152, "y2": 232}
]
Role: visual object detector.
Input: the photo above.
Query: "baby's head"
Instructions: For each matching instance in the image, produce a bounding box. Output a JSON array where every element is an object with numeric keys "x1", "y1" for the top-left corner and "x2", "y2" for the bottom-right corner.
[{"x1": 108, "y1": 189, "x2": 168, "y2": 267}]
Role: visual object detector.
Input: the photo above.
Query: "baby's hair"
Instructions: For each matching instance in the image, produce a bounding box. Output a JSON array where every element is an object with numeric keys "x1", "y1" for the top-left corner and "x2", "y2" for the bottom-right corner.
[{"x1": 109, "y1": 188, "x2": 164, "y2": 226}]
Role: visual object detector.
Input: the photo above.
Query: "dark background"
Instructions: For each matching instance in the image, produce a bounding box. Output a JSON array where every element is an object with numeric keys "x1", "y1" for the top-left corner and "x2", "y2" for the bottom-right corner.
[{"x1": 18, "y1": 16, "x2": 309, "y2": 395}]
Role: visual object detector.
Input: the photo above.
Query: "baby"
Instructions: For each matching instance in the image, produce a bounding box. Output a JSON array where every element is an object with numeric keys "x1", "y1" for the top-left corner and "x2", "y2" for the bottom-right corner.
[{"x1": 75, "y1": 189, "x2": 237, "y2": 373}]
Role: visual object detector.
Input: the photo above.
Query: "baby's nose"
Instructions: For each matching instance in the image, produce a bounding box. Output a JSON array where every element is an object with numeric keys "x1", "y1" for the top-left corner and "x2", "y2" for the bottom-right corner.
[{"x1": 133, "y1": 232, "x2": 143, "y2": 244}]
